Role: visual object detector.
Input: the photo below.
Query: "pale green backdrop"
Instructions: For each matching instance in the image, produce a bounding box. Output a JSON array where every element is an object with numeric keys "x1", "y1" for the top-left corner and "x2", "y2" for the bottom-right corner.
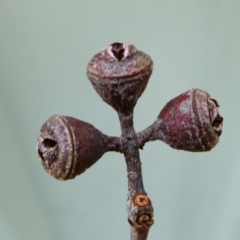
[{"x1": 0, "y1": 1, "x2": 239, "y2": 240}]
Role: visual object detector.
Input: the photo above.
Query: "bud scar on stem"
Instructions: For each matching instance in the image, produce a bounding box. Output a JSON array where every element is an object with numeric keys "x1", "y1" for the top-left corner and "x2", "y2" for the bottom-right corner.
[{"x1": 37, "y1": 42, "x2": 223, "y2": 240}]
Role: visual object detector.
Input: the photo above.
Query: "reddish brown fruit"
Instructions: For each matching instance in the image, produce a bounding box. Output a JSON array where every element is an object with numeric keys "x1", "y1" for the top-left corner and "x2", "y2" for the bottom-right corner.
[
  {"x1": 152, "y1": 89, "x2": 223, "y2": 151},
  {"x1": 37, "y1": 115, "x2": 108, "y2": 180},
  {"x1": 87, "y1": 42, "x2": 153, "y2": 114}
]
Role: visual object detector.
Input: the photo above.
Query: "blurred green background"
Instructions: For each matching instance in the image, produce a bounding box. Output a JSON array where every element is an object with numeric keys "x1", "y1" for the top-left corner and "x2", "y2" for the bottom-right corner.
[{"x1": 0, "y1": 0, "x2": 239, "y2": 239}]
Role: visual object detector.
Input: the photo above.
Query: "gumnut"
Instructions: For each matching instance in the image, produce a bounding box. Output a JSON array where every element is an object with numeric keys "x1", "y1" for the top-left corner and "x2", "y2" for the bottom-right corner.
[
  {"x1": 87, "y1": 42, "x2": 153, "y2": 114},
  {"x1": 151, "y1": 88, "x2": 223, "y2": 151},
  {"x1": 37, "y1": 115, "x2": 108, "y2": 180}
]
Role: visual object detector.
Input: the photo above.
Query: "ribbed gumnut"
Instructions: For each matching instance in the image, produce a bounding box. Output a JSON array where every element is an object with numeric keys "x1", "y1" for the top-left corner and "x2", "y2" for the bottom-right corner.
[
  {"x1": 36, "y1": 115, "x2": 108, "y2": 180},
  {"x1": 152, "y1": 89, "x2": 223, "y2": 151},
  {"x1": 87, "y1": 42, "x2": 153, "y2": 114}
]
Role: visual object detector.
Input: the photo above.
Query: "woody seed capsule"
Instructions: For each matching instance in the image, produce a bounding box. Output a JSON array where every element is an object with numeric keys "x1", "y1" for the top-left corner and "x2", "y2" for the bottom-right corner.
[
  {"x1": 151, "y1": 89, "x2": 223, "y2": 151},
  {"x1": 87, "y1": 42, "x2": 153, "y2": 114},
  {"x1": 37, "y1": 115, "x2": 108, "y2": 180}
]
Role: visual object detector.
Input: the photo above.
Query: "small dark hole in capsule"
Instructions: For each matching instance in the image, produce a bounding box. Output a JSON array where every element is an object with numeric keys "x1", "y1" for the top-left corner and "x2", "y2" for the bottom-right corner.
[
  {"x1": 38, "y1": 139, "x2": 57, "y2": 161},
  {"x1": 111, "y1": 42, "x2": 125, "y2": 61},
  {"x1": 212, "y1": 114, "x2": 223, "y2": 136},
  {"x1": 43, "y1": 139, "x2": 57, "y2": 148}
]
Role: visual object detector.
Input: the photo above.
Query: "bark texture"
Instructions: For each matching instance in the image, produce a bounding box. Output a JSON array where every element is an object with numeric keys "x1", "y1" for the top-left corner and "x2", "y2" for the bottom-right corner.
[{"x1": 118, "y1": 113, "x2": 154, "y2": 240}]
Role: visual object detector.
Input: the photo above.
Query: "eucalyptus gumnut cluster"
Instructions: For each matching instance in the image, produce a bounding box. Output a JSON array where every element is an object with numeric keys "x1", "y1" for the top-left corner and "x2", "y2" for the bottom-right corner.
[{"x1": 37, "y1": 42, "x2": 223, "y2": 180}]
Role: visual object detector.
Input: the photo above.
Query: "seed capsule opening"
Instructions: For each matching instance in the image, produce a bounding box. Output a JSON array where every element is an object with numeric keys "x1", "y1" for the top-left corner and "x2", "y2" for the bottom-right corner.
[
  {"x1": 111, "y1": 42, "x2": 125, "y2": 61},
  {"x1": 38, "y1": 138, "x2": 57, "y2": 162},
  {"x1": 212, "y1": 114, "x2": 223, "y2": 136},
  {"x1": 208, "y1": 97, "x2": 223, "y2": 137},
  {"x1": 42, "y1": 138, "x2": 57, "y2": 149}
]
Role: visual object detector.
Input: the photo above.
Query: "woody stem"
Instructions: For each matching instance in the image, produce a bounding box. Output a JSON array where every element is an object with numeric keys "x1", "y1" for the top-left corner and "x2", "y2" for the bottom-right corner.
[{"x1": 118, "y1": 112, "x2": 154, "y2": 240}]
